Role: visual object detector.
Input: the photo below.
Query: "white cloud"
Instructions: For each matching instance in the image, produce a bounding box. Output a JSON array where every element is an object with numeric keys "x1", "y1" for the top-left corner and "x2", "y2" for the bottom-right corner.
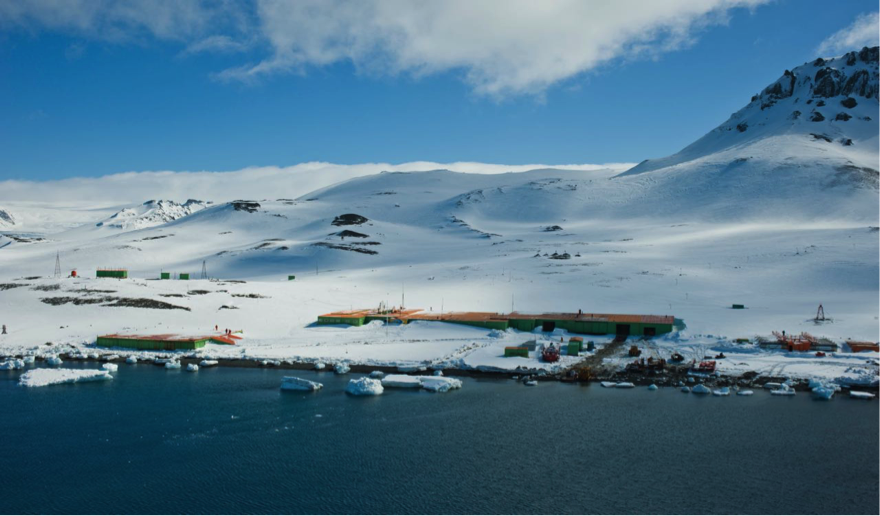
[
  {"x1": 0, "y1": 0, "x2": 769, "y2": 97},
  {"x1": 817, "y1": 12, "x2": 880, "y2": 57},
  {"x1": 0, "y1": 162, "x2": 635, "y2": 205}
]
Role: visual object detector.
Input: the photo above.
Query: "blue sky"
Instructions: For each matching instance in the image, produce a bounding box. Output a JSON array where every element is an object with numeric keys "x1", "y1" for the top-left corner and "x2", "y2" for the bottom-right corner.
[{"x1": 0, "y1": 0, "x2": 877, "y2": 181}]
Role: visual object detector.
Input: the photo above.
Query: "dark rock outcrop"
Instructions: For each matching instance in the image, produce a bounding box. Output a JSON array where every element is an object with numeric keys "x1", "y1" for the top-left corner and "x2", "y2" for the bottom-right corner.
[
  {"x1": 231, "y1": 201, "x2": 260, "y2": 213},
  {"x1": 331, "y1": 214, "x2": 369, "y2": 226},
  {"x1": 841, "y1": 97, "x2": 858, "y2": 108},
  {"x1": 810, "y1": 111, "x2": 825, "y2": 122}
]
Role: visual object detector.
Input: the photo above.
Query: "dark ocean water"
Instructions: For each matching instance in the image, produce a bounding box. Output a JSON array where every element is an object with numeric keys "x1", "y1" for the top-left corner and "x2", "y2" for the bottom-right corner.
[{"x1": 1, "y1": 363, "x2": 877, "y2": 515}]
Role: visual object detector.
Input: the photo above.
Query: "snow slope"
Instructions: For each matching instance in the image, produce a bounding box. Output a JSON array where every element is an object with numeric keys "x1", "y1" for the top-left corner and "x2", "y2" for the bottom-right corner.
[{"x1": 0, "y1": 49, "x2": 877, "y2": 384}]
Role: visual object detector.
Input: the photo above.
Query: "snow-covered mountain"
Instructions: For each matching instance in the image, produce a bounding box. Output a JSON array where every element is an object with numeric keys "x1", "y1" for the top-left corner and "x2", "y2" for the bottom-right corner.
[
  {"x1": 95, "y1": 199, "x2": 211, "y2": 231},
  {"x1": 623, "y1": 46, "x2": 878, "y2": 180},
  {"x1": 0, "y1": 207, "x2": 14, "y2": 227}
]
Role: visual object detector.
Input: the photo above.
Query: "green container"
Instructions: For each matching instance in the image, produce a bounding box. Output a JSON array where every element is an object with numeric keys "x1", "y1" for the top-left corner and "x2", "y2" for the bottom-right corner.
[
  {"x1": 504, "y1": 347, "x2": 529, "y2": 358},
  {"x1": 732, "y1": 304, "x2": 745, "y2": 309},
  {"x1": 96, "y1": 269, "x2": 128, "y2": 279},
  {"x1": 288, "y1": 275, "x2": 296, "y2": 281},
  {"x1": 179, "y1": 273, "x2": 190, "y2": 280},
  {"x1": 568, "y1": 341, "x2": 582, "y2": 356},
  {"x1": 160, "y1": 272, "x2": 171, "y2": 280}
]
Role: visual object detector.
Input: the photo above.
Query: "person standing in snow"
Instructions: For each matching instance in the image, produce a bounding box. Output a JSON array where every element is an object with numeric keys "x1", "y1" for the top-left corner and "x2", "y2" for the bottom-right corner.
[{"x1": 1, "y1": 324, "x2": 6, "y2": 334}]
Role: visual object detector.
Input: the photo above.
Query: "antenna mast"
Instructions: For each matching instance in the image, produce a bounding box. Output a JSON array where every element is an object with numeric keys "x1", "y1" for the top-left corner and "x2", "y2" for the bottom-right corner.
[{"x1": 54, "y1": 252, "x2": 61, "y2": 278}]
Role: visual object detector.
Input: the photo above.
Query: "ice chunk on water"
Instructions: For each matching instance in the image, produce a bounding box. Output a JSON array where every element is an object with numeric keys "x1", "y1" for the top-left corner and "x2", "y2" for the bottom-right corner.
[
  {"x1": 334, "y1": 363, "x2": 351, "y2": 375},
  {"x1": 615, "y1": 382, "x2": 635, "y2": 389},
  {"x1": 849, "y1": 391, "x2": 875, "y2": 400},
  {"x1": 712, "y1": 387, "x2": 730, "y2": 396},
  {"x1": 346, "y1": 377, "x2": 384, "y2": 396},
  {"x1": 381, "y1": 374, "x2": 423, "y2": 389},
  {"x1": 165, "y1": 361, "x2": 181, "y2": 369},
  {"x1": 692, "y1": 384, "x2": 711, "y2": 395},
  {"x1": 199, "y1": 360, "x2": 218, "y2": 367},
  {"x1": 125, "y1": 356, "x2": 138, "y2": 364},
  {"x1": 420, "y1": 377, "x2": 462, "y2": 393},
  {"x1": 736, "y1": 390, "x2": 754, "y2": 396},
  {"x1": 47, "y1": 356, "x2": 63, "y2": 366},
  {"x1": 22, "y1": 356, "x2": 35, "y2": 365},
  {"x1": 314, "y1": 362, "x2": 326, "y2": 371},
  {"x1": 0, "y1": 359, "x2": 25, "y2": 370},
  {"x1": 101, "y1": 363, "x2": 118, "y2": 372},
  {"x1": 648, "y1": 384, "x2": 658, "y2": 391},
  {"x1": 20, "y1": 368, "x2": 112, "y2": 387},
  {"x1": 369, "y1": 370, "x2": 385, "y2": 379},
  {"x1": 601, "y1": 381, "x2": 617, "y2": 388},
  {"x1": 186, "y1": 363, "x2": 199, "y2": 372},
  {"x1": 281, "y1": 376, "x2": 323, "y2": 391}
]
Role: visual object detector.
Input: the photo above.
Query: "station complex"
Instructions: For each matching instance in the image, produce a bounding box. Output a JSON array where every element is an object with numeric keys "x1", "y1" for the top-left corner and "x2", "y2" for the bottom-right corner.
[{"x1": 317, "y1": 308, "x2": 675, "y2": 337}]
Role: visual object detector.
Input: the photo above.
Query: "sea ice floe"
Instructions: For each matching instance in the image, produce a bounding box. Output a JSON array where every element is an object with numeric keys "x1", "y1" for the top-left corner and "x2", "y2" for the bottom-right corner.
[
  {"x1": 281, "y1": 376, "x2": 323, "y2": 391},
  {"x1": 849, "y1": 391, "x2": 875, "y2": 400},
  {"x1": 369, "y1": 370, "x2": 385, "y2": 379},
  {"x1": 346, "y1": 377, "x2": 384, "y2": 396},
  {"x1": 165, "y1": 361, "x2": 181, "y2": 369},
  {"x1": 0, "y1": 359, "x2": 25, "y2": 370},
  {"x1": 101, "y1": 363, "x2": 118, "y2": 372},
  {"x1": 314, "y1": 362, "x2": 326, "y2": 371},
  {"x1": 19, "y1": 368, "x2": 112, "y2": 387},
  {"x1": 692, "y1": 384, "x2": 711, "y2": 395},
  {"x1": 125, "y1": 356, "x2": 138, "y2": 364},
  {"x1": 380, "y1": 374, "x2": 463, "y2": 393},
  {"x1": 199, "y1": 360, "x2": 218, "y2": 367},
  {"x1": 47, "y1": 356, "x2": 63, "y2": 366},
  {"x1": 334, "y1": 363, "x2": 351, "y2": 375},
  {"x1": 186, "y1": 363, "x2": 199, "y2": 372}
]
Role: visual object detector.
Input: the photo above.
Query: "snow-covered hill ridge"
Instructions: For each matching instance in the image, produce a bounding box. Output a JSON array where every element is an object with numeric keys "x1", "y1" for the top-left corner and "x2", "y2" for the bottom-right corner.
[
  {"x1": 96, "y1": 199, "x2": 210, "y2": 230},
  {"x1": 622, "y1": 46, "x2": 879, "y2": 176},
  {"x1": 0, "y1": 207, "x2": 14, "y2": 227}
]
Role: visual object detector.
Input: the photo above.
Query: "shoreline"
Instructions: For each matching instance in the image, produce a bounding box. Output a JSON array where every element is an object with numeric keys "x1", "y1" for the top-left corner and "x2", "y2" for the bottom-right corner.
[{"x1": 10, "y1": 350, "x2": 878, "y2": 396}]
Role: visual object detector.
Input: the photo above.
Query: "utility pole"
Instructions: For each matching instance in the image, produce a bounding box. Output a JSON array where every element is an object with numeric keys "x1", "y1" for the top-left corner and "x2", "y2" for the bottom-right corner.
[
  {"x1": 200, "y1": 260, "x2": 208, "y2": 280},
  {"x1": 54, "y1": 252, "x2": 61, "y2": 278},
  {"x1": 401, "y1": 283, "x2": 405, "y2": 309}
]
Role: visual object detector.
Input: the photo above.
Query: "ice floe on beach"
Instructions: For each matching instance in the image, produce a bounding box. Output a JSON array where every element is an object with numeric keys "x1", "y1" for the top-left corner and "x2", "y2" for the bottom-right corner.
[{"x1": 19, "y1": 368, "x2": 113, "y2": 387}]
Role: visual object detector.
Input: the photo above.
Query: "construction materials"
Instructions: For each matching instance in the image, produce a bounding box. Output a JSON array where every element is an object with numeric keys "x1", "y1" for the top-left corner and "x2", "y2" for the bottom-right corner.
[{"x1": 504, "y1": 346, "x2": 529, "y2": 358}]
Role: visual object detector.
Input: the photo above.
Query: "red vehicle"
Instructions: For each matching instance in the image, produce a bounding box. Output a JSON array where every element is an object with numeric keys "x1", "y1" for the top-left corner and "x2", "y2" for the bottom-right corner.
[
  {"x1": 688, "y1": 360, "x2": 716, "y2": 374},
  {"x1": 542, "y1": 344, "x2": 560, "y2": 363}
]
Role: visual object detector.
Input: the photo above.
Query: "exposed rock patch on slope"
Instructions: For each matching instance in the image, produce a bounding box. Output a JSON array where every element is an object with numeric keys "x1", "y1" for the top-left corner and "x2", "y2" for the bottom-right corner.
[{"x1": 97, "y1": 199, "x2": 210, "y2": 230}]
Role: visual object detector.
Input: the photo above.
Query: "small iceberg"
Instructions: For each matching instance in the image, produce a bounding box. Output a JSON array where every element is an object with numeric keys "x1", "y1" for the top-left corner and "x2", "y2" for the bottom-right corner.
[
  {"x1": 186, "y1": 363, "x2": 199, "y2": 372},
  {"x1": 125, "y1": 356, "x2": 138, "y2": 364},
  {"x1": 811, "y1": 387, "x2": 834, "y2": 400},
  {"x1": 648, "y1": 384, "x2": 658, "y2": 391},
  {"x1": 22, "y1": 356, "x2": 35, "y2": 365},
  {"x1": 346, "y1": 377, "x2": 384, "y2": 396},
  {"x1": 20, "y1": 368, "x2": 112, "y2": 387},
  {"x1": 154, "y1": 358, "x2": 173, "y2": 365},
  {"x1": 615, "y1": 382, "x2": 635, "y2": 389},
  {"x1": 334, "y1": 363, "x2": 351, "y2": 375},
  {"x1": 763, "y1": 382, "x2": 782, "y2": 390},
  {"x1": 712, "y1": 387, "x2": 730, "y2": 396},
  {"x1": 47, "y1": 356, "x2": 63, "y2": 366},
  {"x1": 421, "y1": 377, "x2": 462, "y2": 393},
  {"x1": 103, "y1": 355, "x2": 120, "y2": 361},
  {"x1": 199, "y1": 360, "x2": 218, "y2": 367},
  {"x1": 601, "y1": 381, "x2": 617, "y2": 388},
  {"x1": 314, "y1": 362, "x2": 326, "y2": 371},
  {"x1": 770, "y1": 384, "x2": 795, "y2": 396},
  {"x1": 87, "y1": 353, "x2": 99, "y2": 360},
  {"x1": 381, "y1": 375, "x2": 422, "y2": 389},
  {"x1": 849, "y1": 391, "x2": 875, "y2": 400},
  {"x1": 165, "y1": 361, "x2": 181, "y2": 370},
  {"x1": 433, "y1": 370, "x2": 444, "y2": 376},
  {"x1": 0, "y1": 359, "x2": 25, "y2": 370},
  {"x1": 281, "y1": 376, "x2": 323, "y2": 392},
  {"x1": 524, "y1": 379, "x2": 538, "y2": 387},
  {"x1": 681, "y1": 386, "x2": 691, "y2": 393},
  {"x1": 101, "y1": 363, "x2": 118, "y2": 372},
  {"x1": 736, "y1": 390, "x2": 754, "y2": 396},
  {"x1": 369, "y1": 370, "x2": 385, "y2": 379},
  {"x1": 692, "y1": 384, "x2": 711, "y2": 395}
]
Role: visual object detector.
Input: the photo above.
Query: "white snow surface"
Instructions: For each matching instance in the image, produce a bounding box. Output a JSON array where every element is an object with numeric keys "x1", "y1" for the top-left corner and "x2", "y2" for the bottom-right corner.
[
  {"x1": 0, "y1": 49, "x2": 877, "y2": 388},
  {"x1": 19, "y1": 368, "x2": 113, "y2": 387}
]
